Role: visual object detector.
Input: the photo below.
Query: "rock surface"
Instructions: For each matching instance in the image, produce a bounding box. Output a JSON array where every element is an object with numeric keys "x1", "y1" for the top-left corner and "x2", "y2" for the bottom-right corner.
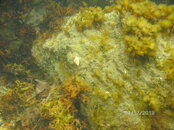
[{"x1": 32, "y1": 6, "x2": 174, "y2": 129}]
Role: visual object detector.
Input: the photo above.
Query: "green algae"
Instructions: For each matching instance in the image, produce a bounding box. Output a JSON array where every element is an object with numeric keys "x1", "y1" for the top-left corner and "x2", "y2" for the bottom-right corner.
[{"x1": 1, "y1": 0, "x2": 174, "y2": 129}]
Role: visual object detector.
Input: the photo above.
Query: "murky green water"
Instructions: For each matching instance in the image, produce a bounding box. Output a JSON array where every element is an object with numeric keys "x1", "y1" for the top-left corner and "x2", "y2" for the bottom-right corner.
[{"x1": 0, "y1": 0, "x2": 174, "y2": 129}]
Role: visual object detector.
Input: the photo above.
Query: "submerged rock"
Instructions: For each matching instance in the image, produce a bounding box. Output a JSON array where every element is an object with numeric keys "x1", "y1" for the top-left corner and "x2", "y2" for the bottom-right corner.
[{"x1": 32, "y1": 2, "x2": 174, "y2": 129}]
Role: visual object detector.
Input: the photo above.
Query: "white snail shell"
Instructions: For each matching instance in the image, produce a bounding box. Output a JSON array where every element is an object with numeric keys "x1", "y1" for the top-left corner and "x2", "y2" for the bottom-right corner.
[{"x1": 74, "y1": 56, "x2": 80, "y2": 66}]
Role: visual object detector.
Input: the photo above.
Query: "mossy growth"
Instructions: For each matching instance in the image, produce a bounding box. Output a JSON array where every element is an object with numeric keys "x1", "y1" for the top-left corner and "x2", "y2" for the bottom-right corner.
[
  {"x1": 39, "y1": 76, "x2": 90, "y2": 129},
  {"x1": 87, "y1": 31, "x2": 113, "y2": 57},
  {"x1": 86, "y1": 88, "x2": 117, "y2": 129},
  {"x1": 92, "y1": 87, "x2": 111, "y2": 100},
  {"x1": 116, "y1": 0, "x2": 174, "y2": 32},
  {"x1": 116, "y1": 0, "x2": 173, "y2": 18},
  {"x1": 0, "y1": 49, "x2": 11, "y2": 57},
  {"x1": 89, "y1": 105, "x2": 117, "y2": 129},
  {"x1": 143, "y1": 92, "x2": 161, "y2": 112},
  {"x1": 81, "y1": 77, "x2": 125, "y2": 129},
  {"x1": 3, "y1": 63, "x2": 31, "y2": 77},
  {"x1": 39, "y1": 98, "x2": 77, "y2": 129},
  {"x1": 106, "y1": 0, "x2": 174, "y2": 57},
  {"x1": 163, "y1": 51, "x2": 174, "y2": 80},
  {"x1": 0, "y1": 80, "x2": 36, "y2": 124},
  {"x1": 0, "y1": 76, "x2": 90, "y2": 129},
  {"x1": 46, "y1": 2, "x2": 76, "y2": 32},
  {"x1": 124, "y1": 35, "x2": 157, "y2": 57},
  {"x1": 61, "y1": 76, "x2": 90, "y2": 99},
  {"x1": 167, "y1": 97, "x2": 174, "y2": 109},
  {"x1": 123, "y1": 15, "x2": 160, "y2": 57},
  {"x1": 74, "y1": 7, "x2": 105, "y2": 31}
]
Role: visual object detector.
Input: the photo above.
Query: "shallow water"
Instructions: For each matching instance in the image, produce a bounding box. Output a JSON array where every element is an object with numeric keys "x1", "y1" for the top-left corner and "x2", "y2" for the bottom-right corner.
[{"x1": 0, "y1": 0, "x2": 174, "y2": 129}]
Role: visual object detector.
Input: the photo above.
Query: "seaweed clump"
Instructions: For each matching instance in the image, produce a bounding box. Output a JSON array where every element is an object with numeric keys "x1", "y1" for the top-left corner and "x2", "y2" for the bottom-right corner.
[
  {"x1": 43, "y1": 1, "x2": 76, "y2": 34},
  {"x1": 39, "y1": 76, "x2": 90, "y2": 129},
  {"x1": 0, "y1": 76, "x2": 90, "y2": 129},
  {"x1": 124, "y1": 15, "x2": 160, "y2": 56},
  {"x1": 74, "y1": 7, "x2": 105, "y2": 31},
  {"x1": 0, "y1": 80, "x2": 37, "y2": 129},
  {"x1": 115, "y1": 0, "x2": 174, "y2": 57},
  {"x1": 3, "y1": 63, "x2": 31, "y2": 78}
]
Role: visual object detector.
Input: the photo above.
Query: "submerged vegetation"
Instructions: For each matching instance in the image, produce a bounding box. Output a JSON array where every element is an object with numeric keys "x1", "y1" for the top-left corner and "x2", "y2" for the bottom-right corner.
[
  {"x1": 0, "y1": 0, "x2": 174, "y2": 129},
  {"x1": 163, "y1": 51, "x2": 174, "y2": 80},
  {"x1": 0, "y1": 76, "x2": 89, "y2": 129},
  {"x1": 75, "y1": 7, "x2": 105, "y2": 31},
  {"x1": 116, "y1": 0, "x2": 174, "y2": 57},
  {"x1": 38, "y1": 77, "x2": 89, "y2": 129},
  {"x1": 123, "y1": 15, "x2": 159, "y2": 56}
]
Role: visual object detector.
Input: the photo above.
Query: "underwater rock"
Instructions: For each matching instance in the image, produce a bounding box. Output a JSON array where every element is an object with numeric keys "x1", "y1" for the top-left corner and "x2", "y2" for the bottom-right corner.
[
  {"x1": 32, "y1": 3, "x2": 174, "y2": 129},
  {"x1": 21, "y1": 0, "x2": 48, "y2": 28}
]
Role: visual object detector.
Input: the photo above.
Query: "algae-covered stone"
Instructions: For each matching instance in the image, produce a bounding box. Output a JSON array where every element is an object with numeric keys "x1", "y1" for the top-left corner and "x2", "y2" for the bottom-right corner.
[{"x1": 32, "y1": 5, "x2": 174, "y2": 130}]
